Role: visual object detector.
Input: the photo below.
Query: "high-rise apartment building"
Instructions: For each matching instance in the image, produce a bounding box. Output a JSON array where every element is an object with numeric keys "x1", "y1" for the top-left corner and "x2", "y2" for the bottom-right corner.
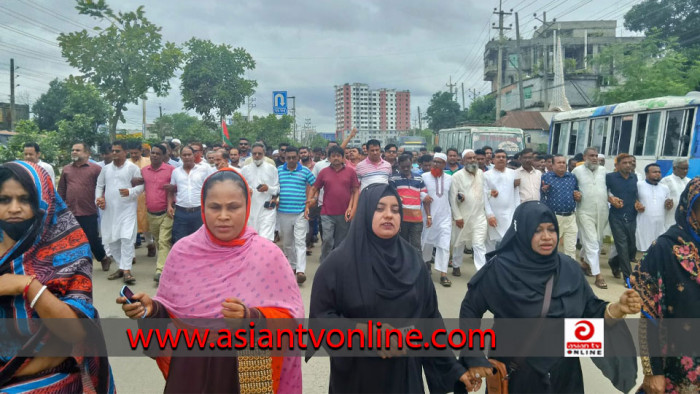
[{"x1": 335, "y1": 83, "x2": 410, "y2": 142}]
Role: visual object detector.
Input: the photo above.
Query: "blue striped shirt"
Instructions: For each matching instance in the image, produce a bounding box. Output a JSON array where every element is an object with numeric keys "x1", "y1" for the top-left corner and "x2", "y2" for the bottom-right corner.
[{"x1": 278, "y1": 163, "x2": 315, "y2": 214}]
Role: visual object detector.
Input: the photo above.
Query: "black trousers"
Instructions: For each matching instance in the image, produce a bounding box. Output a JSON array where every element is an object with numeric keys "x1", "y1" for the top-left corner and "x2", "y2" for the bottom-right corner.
[
  {"x1": 608, "y1": 214, "x2": 637, "y2": 279},
  {"x1": 75, "y1": 214, "x2": 107, "y2": 261}
]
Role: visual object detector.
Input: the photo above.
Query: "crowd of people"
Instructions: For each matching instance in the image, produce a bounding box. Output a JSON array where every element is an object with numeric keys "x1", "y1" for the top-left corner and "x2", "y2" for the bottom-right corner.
[{"x1": 0, "y1": 133, "x2": 697, "y2": 393}]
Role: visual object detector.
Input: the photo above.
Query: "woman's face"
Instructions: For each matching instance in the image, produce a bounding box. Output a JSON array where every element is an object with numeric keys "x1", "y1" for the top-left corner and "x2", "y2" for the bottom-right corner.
[
  {"x1": 204, "y1": 180, "x2": 247, "y2": 242},
  {"x1": 0, "y1": 178, "x2": 34, "y2": 222},
  {"x1": 531, "y1": 222, "x2": 558, "y2": 256},
  {"x1": 371, "y1": 195, "x2": 401, "y2": 239}
]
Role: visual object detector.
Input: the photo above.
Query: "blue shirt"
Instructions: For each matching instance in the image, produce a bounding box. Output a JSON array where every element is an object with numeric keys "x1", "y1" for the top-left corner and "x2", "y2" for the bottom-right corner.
[
  {"x1": 541, "y1": 171, "x2": 578, "y2": 214},
  {"x1": 278, "y1": 163, "x2": 315, "y2": 214},
  {"x1": 606, "y1": 171, "x2": 639, "y2": 221}
]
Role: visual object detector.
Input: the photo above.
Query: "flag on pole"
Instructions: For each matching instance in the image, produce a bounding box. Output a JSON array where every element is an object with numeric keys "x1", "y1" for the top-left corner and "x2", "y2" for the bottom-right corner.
[{"x1": 221, "y1": 119, "x2": 232, "y2": 146}]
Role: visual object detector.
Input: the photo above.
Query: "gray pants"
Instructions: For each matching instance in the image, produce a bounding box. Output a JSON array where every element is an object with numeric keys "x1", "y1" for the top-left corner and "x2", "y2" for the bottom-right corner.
[
  {"x1": 278, "y1": 212, "x2": 308, "y2": 273},
  {"x1": 320, "y1": 215, "x2": 351, "y2": 263},
  {"x1": 400, "y1": 221, "x2": 423, "y2": 251}
]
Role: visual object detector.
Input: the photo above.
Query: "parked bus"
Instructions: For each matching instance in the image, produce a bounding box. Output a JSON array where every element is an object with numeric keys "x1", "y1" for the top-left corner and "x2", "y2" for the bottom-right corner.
[
  {"x1": 397, "y1": 136, "x2": 427, "y2": 152},
  {"x1": 438, "y1": 126, "x2": 524, "y2": 157},
  {"x1": 548, "y1": 92, "x2": 700, "y2": 176}
]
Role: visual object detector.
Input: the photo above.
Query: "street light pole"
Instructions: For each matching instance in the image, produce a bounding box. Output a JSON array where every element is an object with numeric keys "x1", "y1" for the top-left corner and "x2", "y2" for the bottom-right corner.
[{"x1": 288, "y1": 96, "x2": 296, "y2": 142}]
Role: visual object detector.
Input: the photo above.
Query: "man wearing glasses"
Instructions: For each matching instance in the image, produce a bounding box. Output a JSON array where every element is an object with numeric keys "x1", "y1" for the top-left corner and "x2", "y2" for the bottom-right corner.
[{"x1": 275, "y1": 143, "x2": 288, "y2": 167}]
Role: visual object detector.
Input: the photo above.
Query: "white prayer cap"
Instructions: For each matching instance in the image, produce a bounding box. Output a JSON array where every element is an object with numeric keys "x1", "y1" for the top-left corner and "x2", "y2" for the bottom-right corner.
[
  {"x1": 433, "y1": 152, "x2": 447, "y2": 162},
  {"x1": 272, "y1": 149, "x2": 279, "y2": 155},
  {"x1": 597, "y1": 154, "x2": 605, "y2": 159},
  {"x1": 171, "y1": 138, "x2": 181, "y2": 145},
  {"x1": 462, "y1": 149, "x2": 475, "y2": 158}
]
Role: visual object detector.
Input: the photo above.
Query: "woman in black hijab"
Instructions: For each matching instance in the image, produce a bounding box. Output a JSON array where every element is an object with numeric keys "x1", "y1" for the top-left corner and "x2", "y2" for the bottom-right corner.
[
  {"x1": 309, "y1": 183, "x2": 473, "y2": 393},
  {"x1": 459, "y1": 201, "x2": 641, "y2": 393}
]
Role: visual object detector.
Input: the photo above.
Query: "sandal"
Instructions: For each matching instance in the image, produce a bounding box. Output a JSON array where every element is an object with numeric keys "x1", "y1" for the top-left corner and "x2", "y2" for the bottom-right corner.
[
  {"x1": 594, "y1": 278, "x2": 608, "y2": 289},
  {"x1": 579, "y1": 260, "x2": 593, "y2": 277},
  {"x1": 123, "y1": 272, "x2": 136, "y2": 284},
  {"x1": 440, "y1": 276, "x2": 452, "y2": 287},
  {"x1": 107, "y1": 269, "x2": 123, "y2": 280}
]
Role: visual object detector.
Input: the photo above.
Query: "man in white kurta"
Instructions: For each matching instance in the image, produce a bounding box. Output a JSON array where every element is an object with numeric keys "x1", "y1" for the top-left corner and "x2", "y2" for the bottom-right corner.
[
  {"x1": 450, "y1": 149, "x2": 488, "y2": 273},
  {"x1": 483, "y1": 149, "x2": 519, "y2": 252},
  {"x1": 572, "y1": 148, "x2": 609, "y2": 288},
  {"x1": 421, "y1": 153, "x2": 453, "y2": 286},
  {"x1": 636, "y1": 163, "x2": 672, "y2": 252},
  {"x1": 240, "y1": 144, "x2": 280, "y2": 241},
  {"x1": 95, "y1": 142, "x2": 143, "y2": 283},
  {"x1": 660, "y1": 158, "x2": 690, "y2": 230}
]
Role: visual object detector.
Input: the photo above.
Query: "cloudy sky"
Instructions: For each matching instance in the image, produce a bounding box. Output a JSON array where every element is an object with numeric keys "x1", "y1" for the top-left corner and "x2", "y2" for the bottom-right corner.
[{"x1": 0, "y1": 0, "x2": 643, "y2": 134}]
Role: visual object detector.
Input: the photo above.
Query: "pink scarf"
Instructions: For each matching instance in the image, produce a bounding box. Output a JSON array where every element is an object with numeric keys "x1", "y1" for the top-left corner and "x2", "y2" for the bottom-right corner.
[{"x1": 154, "y1": 226, "x2": 304, "y2": 392}]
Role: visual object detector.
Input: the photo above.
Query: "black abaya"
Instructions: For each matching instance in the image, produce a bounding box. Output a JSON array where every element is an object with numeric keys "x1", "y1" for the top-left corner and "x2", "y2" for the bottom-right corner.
[{"x1": 309, "y1": 184, "x2": 466, "y2": 393}]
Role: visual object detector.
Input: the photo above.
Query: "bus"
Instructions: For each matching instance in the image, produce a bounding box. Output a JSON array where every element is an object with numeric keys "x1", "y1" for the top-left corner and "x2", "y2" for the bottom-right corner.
[
  {"x1": 548, "y1": 92, "x2": 700, "y2": 176},
  {"x1": 397, "y1": 136, "x2": 427, "y2": 152},
  {"x1": 438, "y1": 126, "x2": 524, "y2": 157}
]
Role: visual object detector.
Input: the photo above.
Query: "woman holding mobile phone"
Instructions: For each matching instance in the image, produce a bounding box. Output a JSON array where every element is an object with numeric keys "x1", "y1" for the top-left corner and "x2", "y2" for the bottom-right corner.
[
  {"x1": 118, "y1": 168, "x2": 303, "y2": 393},
  {"x1": 0, "y1": 161, "x2": 114, "y2": 393}
]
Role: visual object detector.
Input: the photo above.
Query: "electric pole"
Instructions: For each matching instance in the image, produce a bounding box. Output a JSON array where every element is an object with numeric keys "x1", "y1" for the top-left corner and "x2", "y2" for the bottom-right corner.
[
  {"x1": 515, "y1": 13, "x2": 525, "y2": 110},
  {"x1": 142, "y1": 97, "x2": 147, "y2": 136},
  {"x1": 417, "y1": 106, "x2": 422, "y2": 130},
  {"x1": 246, "y1": 95, "x2": 256, "y2": 121},
  {"x1": 493, "y1": 0, "x2": 512, "y2": 121},
  {"x1": 159, "y1": 103, "x2": 163, "y2": 118},
  {"x1": 10, "y1": 59, "x2": 15, "y2": 131},
  {"x1": 288, "y1": 96, "x2": 296, "y2": 142},
  {"x1": 446, "y1": 76, "x2": 457, "y2": 98},
  {"x1": 461, "y1": 83, "x2": 466, "y2": 109}
]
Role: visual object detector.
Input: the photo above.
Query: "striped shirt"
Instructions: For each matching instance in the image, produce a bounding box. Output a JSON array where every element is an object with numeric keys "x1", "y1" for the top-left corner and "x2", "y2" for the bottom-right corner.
[
  {"x1": 390, "y1": 174, "x2": 428, "y2": 223},
  {"x1": 278, "y1": 163, "x2": 315, "y2": 214},
  {"x1": 355, "y1": 157, "x2": 392, "y2": 191}
]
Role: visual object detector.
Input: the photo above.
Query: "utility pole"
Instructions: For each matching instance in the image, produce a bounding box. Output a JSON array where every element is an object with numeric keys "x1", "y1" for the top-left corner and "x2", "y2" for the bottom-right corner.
[
  {"x1": 142, "y1": 97, "x2": 147, "y2": 136},
  {"x1": 469, "y1": 88, "x2": 479, "y2": 101},
  {"x1": 288, "y1": 96, "x2": 296, "y2": 142},
  {"x1": 534, "y1": 12, "x2": 556, "y2": 110},
  {"x1": 10, "y1": 59, "x2": 15, "y2": 131},
  {"x1": 446, "y1": 76, "x2": 456, "y2": 98},
  {"x1": 515, "y1": 13, "x2": 525, "y2": 110},
  {"x1": 417, "y1": 106, "x2": 422, "y2": 130},
  {"x1": 493, "y1": 0, "x2": 512, "y2": 121},
  {"x1": 461, "y1": 83, "x2": 466, "y2": 109},
  {"x1": 158, "y1": 103, "x2": 163, "y2": 118},
  {"x1": 246, "y1": 95, "x2": 256, "y2": 121}
]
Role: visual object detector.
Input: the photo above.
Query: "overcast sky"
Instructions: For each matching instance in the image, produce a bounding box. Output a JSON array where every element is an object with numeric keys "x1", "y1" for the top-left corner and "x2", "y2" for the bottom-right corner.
[{"x1": 0, "y1": 0, "x2": 643, "y2": 134}]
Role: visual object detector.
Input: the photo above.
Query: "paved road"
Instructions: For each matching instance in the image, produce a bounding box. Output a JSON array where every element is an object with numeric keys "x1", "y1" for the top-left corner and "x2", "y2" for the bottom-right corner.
[{"x1": 93, "y1": 243, "x2": 643, "y2": 393}]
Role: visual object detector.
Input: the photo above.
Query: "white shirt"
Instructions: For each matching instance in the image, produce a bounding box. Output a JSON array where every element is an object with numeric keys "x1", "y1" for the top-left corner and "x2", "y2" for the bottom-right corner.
[
  {"x1": 483, "y1": 167, "x2": 519, "y2": 240},
  {"x1": 312, "y1": 159, "x2": 331, "y2": 205},
  {"x1": 515, "y1": 166, "x2": 542, "y2": 202},
  {"x1": 95, "y1": 161, "x2": 143, "y2": 243},
  {"x1": 660, "y1": 174, "x2": 690, "y2": 229},
  {"x1": 170, "y1": 163, "x2": 215, "y2": 208}
]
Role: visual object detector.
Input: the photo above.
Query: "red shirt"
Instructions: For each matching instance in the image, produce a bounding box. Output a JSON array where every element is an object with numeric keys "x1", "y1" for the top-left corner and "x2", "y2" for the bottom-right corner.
[
  {"x1": 314, "y1": 165, "x2": 359, "y2": 216},
  {"x1": 142, "y1": 163, "x2": 175, "y2": 213},
  {"x1": 58, "y1": 161, "x2": 102, "y2": 216}
]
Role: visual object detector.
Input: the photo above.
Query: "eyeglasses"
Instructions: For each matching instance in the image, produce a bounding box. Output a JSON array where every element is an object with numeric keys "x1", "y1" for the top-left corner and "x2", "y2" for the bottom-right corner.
[
  {"x1": 387, "y1": 150, "x2": 397, "y2": 154},
  {"x1": 192, "y1": 149, "x2": 202, "y2": 153}
]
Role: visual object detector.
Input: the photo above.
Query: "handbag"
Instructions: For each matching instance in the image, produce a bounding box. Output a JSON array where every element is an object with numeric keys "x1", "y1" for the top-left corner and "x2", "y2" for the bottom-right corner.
[{"x1": 484, "y1": 275, "x2": 554, "y2": 394}]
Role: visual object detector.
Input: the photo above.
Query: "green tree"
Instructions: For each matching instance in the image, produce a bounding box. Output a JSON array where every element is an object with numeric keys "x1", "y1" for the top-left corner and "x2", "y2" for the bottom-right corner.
[
  {"x1": 464, "y1": 95, "x2": 496, "y2": 123},
  {"x1": 1, "y1": 120, "x2": 60, "y2": 165},
  {"x1": 426, "y1": 91, "x2": 461, "y2": 132},
  {"x1": 228, "y1": 113, "x2": 293, "y2": 149},
  {"x1": 62, "y1": 77, "x2": 110, "y2": 127},
  {"x1": 56, "y1": 115, "x2": 109, "y2": 158},
  {"x1": 303, "y1": 133, "x2": 330, "y2": 149},
  {"x1": 180, "y1": 39, "x2": 257, "y2": 124},
  {"x1": 58, "y1": 0, "x2": 182, "y2": 140},
  {"x1": 32, "y1": 79, "x2": 68, "y2": 131},
  {"x1": 624, "y1": 0, "x2": 700, "y2": 49},
  {"x1": 592, "y1": 36, "x2": 700, "y2": 104},
  {"x1": 151, "y1": 112, "x2": 218, "y2": 145}
]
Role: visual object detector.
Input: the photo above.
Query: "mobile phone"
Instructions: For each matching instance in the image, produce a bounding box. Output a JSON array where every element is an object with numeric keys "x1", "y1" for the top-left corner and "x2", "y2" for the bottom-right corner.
[
  {"x1": 120, "y1": 285, "x2": 136, "y2": 304},
  {"x1": 264, "y1": 201, "x2": 271, "y2": 209},
  {"x1": 256, "y1": 184, "x2": 264, "y2": 191}
]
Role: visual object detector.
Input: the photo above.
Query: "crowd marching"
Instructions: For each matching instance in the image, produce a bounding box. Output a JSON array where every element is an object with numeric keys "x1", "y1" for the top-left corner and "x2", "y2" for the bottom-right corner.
[{"x1": 0, "y1": 129, "x2": 698, "y2": 393}]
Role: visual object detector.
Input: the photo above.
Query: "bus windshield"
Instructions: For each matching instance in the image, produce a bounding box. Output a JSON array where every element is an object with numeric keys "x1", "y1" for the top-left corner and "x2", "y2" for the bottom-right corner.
[{"x1": 472, "y1": 133, "x2": 523, "y2": 155}]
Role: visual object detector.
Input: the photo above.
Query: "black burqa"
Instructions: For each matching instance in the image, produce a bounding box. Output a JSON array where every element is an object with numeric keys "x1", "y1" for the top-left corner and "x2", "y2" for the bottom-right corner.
[
  {"x1": 458, "y1": 201, "x2": 637, "y2": 393},
  {"x1": 308, "y1": 183, "x2": 466, "y2": 393}
]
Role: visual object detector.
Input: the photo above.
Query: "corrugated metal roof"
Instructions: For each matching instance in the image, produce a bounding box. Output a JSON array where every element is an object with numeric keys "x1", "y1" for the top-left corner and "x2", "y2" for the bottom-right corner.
[{"x1": 496, "y1": 111, "x2": 549, "y2": 131}]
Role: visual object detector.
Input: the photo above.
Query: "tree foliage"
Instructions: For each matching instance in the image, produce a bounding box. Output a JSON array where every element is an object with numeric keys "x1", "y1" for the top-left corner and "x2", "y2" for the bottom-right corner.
[
  {"x1": 32, "y1": 79, "x2": 68, "y2": 131},
  {"x1": 180, "y1": 39, "x2": 257, "y2": 124},
  {"x1": 150, "y1": 112, "x2": 217, "y2": 145},
  {"x1": 426, "y1": 91, "x2": 461, "y2": 132},
  {"x1": 464, "y1": 95, "x2": 496, "y2": 124},
  {"x1": 227, "y1": 113, "x2": 294, "y2": 149},
  {"x1": 624, "y1": 0, "x2": 700, "y2": 49},
  {"x1": 592, "y1": 35, "x2": 700, "y2": 104},
  {"x1": 0, "y1": 120, "x2": 59, "y2": 164},
  {"x1": 58, "y1": 0, "x2": 182, "y2": 140}
]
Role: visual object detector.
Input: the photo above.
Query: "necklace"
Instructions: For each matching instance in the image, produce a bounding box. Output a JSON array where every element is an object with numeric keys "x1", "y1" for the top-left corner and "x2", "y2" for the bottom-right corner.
[{"x1": 434, "y1": 174, "x2": 444, "y2": 197}]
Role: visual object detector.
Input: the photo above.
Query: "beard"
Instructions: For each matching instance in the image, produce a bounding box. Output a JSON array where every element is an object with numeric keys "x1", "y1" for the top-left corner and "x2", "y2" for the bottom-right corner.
[
  {"x1": 465, "y1": 163, "x2": 478, "y2": 173},
  {"x1": 585, "y1": 161, "x2": 599, "y2": 171},
  {"x1": 431, "y1": 168, "x2": 444, "y2": 177},
  {"x1": 71, "y1": 156, "x2": 80, "y2": 162}
]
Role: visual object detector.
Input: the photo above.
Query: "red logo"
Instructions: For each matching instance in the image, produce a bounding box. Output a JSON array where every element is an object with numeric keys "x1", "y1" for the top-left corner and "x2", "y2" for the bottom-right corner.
[{"x1": 574, "y1": 320, "x2": 594, "y2": 341}]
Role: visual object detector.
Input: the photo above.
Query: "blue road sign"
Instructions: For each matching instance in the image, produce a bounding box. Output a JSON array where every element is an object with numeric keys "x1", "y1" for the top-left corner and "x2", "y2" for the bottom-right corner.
[{"x1": 273, "y1": 91, "x2": 288, "y2": 115}]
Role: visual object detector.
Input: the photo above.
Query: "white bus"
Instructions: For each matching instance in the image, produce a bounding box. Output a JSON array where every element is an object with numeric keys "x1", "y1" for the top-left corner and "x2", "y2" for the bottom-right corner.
[
  {"x1": 548, "y1": 92, "x2": 700, "y2": 176},
  {"x1": 438, "y1": 126, "x2": 524, "y2": 157}
]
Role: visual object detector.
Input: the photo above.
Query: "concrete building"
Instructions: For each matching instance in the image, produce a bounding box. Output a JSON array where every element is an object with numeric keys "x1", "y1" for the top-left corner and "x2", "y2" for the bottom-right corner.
[
  {"x1": 484, "y1": 20, "x2": 643, "y2": 111},
  {"x1": 335, "y1": 83, "x2": 410, "y2": 145},
  {"x1": 0, "y1": 103, "x2": 30, "y2": 130}
]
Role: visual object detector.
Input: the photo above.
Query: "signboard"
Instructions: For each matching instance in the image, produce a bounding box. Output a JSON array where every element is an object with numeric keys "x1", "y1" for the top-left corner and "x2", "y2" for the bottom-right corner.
[{"x1": 273, "y1": 91, "x2": 288, "y2": 115}]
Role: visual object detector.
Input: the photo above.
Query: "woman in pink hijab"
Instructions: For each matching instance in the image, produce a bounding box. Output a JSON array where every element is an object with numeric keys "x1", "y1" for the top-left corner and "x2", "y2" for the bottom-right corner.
[{"x1": 118, "y1": 168, "x2": 304, "y2": 393}]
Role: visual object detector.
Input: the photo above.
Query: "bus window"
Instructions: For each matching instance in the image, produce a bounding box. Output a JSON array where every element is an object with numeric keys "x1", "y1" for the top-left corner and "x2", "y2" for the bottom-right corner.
[
  {"x1": 609, "y1": 116, "x2": 632, "y2": 156},
  {"x1": 589, "y1": 118, "x2": 607, "y2": 153},
  {"x1": 551, "y1": 123, "x2": 561, "y2": 154},
  {"x1": 558, "y1": 123, "x2": 570, "y2": 155},
  {"x1": 573, "y1": 120, "x2": 587, "y2": 155},
  {"x1": 680, "y1": 109, "x2": 695, "y2": 156},
  {"x1": 634, "y1": 114, "x2": 648, "y2": 156},
  {"x1": 567, "y1": 122, "x2": 577, "y2": 155},
  {"x1": 644, "y1": 112, "x2": 661, "y2": 156},
  {"x1": 662, "y1": 110, "x2": 688, "y2": 156}
]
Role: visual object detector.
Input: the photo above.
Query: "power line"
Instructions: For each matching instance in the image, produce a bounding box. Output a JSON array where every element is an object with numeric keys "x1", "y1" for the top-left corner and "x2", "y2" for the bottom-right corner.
[
  {"x1": 17, "y1": 0, "x2": 95, "y2": 31},
  {"x1": 0, "y1": 5, "x2": 63, "y2": 35},
  {"x1": 0, "y1": 24, "x2": 60, "y2": 47}
]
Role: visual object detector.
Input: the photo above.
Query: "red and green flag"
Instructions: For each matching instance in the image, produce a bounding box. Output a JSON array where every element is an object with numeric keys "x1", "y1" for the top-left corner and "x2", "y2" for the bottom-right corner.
[{"x1": 221, "y1": 119, "x2": 232, "y2": 146}]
